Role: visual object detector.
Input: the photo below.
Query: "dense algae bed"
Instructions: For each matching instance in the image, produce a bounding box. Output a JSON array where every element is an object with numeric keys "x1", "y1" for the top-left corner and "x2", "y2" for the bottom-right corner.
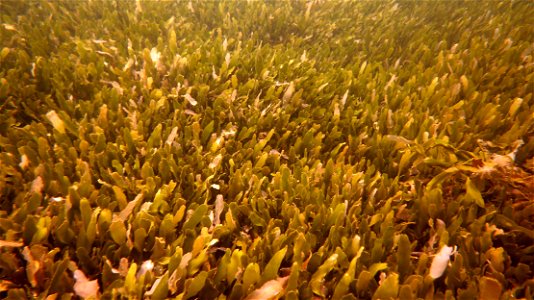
[{"x1": 0, "y1": 0, "x2": 533, "y2": 299}]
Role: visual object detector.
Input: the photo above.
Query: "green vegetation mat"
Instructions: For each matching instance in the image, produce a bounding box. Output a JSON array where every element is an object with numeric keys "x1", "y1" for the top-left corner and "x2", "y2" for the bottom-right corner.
[{"x1": 1, "y1": 1, "x2": 533, "y2": 299}]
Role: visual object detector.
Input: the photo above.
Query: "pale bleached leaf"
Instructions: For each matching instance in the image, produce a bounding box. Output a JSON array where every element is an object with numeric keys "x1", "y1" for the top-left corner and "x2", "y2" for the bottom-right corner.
[
  {"x1": 95, "y1": 50, "x2": 113, "y2": 58},
  {"x1": 184, "y1": 93, "x2": 197, "y2": 106},
  {"x1": 137, "y1": 260, "x2": 154, "y2": 278},
  {"x1": 300, "y1": 50, "x2": 307, "y2": 62},
  {"x1": 31, "y1": 176, "x2": 44, "y2": 194},
  {"x1": 119, "y1": 193, "x2": 143, "y2": 221},
  {"x1": 139, "y1": 202, "x2": 153, "y2": 211},
  {"x1": 150, "y1": 47, "x2": 161, "y2": 64},
  {"x1": 22, "y1": 247, "x2": 40, "y2": 287},
  {"x1": 429, "y1": 245, "x2": 456, "y2": 279},
  {"x1": 179, "y1": 253, "x2": 193, "y2": 270},
  {"x1": 209, "y1": 154, "x2": 223, "y2": 169},
  {"x1": 212, "y1": 66, "x2": 219, "y2": 80},
  {"x1": 73, "y1": 270, "x2": 100, "y2": 299},
  {"x1": 213, "y1": 194, "x2": 224, "y2": 227},
  {"x1": 2, "y1": 24, "x2": 16, "y2": 31},
  {"x1": 166, "y1": 126, "x2": 178, "y2": 145},
  {"x1": 184, "y1": 109, "x2": 198, "y2": 116},
  {"x1": 225, "y1": 52, "x2": 231, "y2": 66},
  {"x1": 145, "y1": 275, "x2": 162, "y2": 296},
  {"x1": 0, "y1": 240, "x2": 23, "y2": 248},
  {"x1": 222, "y1": 38, "x2": 228, "y2": 51},
  {"x1": 123, "y1": 58, "x2": 134, "y2": 71},
  {"x1": 282, "y1": 82, "x2": 295, "y2": 101},
  {"x1": 46, "y1": 110, "x2": 65, "y2": 133},
  {"x1": 19, "y1": 154, "x2": 29, "y2": 169},
  {"x1": 244, "y1": 276, "x2": 288, "y2": 300},
  {"x1": 341, "y1": 89, "x2": 349, "y2": 108}
]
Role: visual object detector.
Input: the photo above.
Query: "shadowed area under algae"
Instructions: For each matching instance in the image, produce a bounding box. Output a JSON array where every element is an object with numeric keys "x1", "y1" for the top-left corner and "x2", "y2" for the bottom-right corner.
[{"x1": 0, "y1": 0, "x2": 533, "y2": 299}]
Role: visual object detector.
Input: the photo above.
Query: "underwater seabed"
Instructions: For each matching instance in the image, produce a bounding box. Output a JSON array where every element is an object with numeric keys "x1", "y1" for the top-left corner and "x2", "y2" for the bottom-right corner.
[{"x1": 0, "y1": 0, "x2": 533, "y2": 299}]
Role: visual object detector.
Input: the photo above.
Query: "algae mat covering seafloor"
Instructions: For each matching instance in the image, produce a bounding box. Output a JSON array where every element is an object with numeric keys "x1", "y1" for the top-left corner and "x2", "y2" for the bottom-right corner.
[{"x1": 0, "y1": 0, "x2": 533, "y2": 299}]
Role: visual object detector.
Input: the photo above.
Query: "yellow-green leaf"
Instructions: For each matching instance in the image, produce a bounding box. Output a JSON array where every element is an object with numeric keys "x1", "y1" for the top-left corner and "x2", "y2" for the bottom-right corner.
[
  {"x1": 109, "y1": 220, "x2": 127, "y2": 245},
  {"x1": 465, "y1": 177, "x2": 484, "y2": 207},
  {"x1": 261, "y1": 247, "x2": 287, "y2": 284}
]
